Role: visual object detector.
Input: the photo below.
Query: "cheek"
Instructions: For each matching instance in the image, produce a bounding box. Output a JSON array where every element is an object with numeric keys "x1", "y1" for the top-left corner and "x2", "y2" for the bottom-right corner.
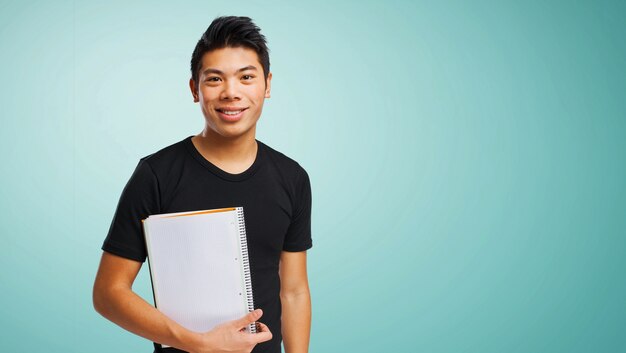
[
  {"x1": 199, "y1": 85, "x2": 217, "y2": 97},
  {"x1": 200, "y1": 92, "x2": 217, "y2": 106},
  {"x1": 247, "y1": 87, "x2": 267, "y2": 102}
]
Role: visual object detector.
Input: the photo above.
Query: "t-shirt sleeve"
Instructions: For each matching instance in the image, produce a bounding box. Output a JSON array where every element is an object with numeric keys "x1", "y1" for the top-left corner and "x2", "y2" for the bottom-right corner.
[
  {"x1": 102, "y1": 158, "x2": 161, "y2": 262},
  {"x1": 282, "y1": 166, "x2": 313, "y2": 252}
]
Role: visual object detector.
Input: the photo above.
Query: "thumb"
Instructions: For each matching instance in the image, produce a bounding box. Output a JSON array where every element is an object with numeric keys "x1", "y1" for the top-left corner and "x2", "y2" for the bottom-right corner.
[{"x1": 232, "y1": 309, "x2": 263, "y2": 330}]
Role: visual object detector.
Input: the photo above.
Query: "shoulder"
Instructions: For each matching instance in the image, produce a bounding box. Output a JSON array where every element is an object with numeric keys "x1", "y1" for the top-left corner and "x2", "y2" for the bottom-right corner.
[
  {"x1": 138, "y1": 136, "x2": 191, "y2": 174},
  {"x1": 259, "y1": 140, "x2": 309, "y2": 181}
]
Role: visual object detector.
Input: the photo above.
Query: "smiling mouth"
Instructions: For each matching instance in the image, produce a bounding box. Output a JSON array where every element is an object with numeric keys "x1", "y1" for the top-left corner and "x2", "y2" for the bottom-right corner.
[
  {"x1": 215, "y1": 107, "x2": 249, "y2": 122},
  {"x1": 216, "y1": 107, "x2": 249, "y2": 115}
]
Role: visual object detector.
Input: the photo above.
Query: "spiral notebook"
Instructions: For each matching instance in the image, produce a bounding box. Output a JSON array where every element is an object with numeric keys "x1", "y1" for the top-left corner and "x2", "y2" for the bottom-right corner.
[{"x1": 142, "y1": 207, "x2": 256, "y2": 348}]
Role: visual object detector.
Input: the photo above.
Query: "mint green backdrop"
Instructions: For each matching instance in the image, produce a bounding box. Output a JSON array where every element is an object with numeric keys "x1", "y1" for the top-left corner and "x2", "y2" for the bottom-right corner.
[{"x1": 1, "y1": 1, "x2": 624, "y2": 352}]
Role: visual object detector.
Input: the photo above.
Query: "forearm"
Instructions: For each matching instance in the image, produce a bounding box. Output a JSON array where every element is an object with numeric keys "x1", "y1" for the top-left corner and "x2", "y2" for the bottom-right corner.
[
  {"x1": 94, "y1": 286, "x2": 201, "y2": 352},
  {"x1": 280, "y1": 292, "x2": 311, "y2": 353}
]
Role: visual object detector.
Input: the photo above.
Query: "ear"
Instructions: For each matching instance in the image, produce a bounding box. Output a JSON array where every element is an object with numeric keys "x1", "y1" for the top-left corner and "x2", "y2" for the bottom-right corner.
[
  {"x1": 264, "y1": 72, "x2": 272, "y2": 98},
  {"x1": 189, "y1": 78, "x2": 199, "y2": 102}
]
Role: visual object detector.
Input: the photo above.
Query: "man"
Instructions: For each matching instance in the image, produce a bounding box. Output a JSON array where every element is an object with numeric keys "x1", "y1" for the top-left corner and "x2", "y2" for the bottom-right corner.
[{"x1": 93, "y1": 16, "x2": 312, "y2": 353}]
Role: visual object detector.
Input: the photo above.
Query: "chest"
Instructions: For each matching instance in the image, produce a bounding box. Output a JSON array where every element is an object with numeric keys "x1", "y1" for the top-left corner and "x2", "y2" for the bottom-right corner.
[{"x1": 161, "y1": 171, "x2": 294, "y2": 267}]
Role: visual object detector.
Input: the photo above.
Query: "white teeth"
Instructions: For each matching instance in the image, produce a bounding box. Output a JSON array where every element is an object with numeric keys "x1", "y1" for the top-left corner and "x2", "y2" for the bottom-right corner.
[{"x1": 221, "y1": 110, "x2": 242, "y2": 115}]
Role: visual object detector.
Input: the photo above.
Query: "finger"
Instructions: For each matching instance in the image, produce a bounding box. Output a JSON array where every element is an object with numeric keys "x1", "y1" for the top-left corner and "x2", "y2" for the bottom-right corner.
[
  {"x1": 250, "y1": 323, "x2": 273, "y2": 344},
  {"x1": 256, "y1": 322, "x2": 270, "y2": 333},
  {"x1": 231, "y1": 309, "x2": 263, "y2": 330}
]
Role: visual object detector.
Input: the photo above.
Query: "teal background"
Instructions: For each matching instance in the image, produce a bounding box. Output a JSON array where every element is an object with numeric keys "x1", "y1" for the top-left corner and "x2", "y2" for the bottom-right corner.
[{"x1": 1, "y1": 0, "x2": 625, "y2": 352}]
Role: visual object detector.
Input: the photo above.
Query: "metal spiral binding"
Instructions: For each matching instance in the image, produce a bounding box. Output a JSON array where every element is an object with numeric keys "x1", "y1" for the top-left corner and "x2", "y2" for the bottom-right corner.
[{"x1": 236, "y1": 207, "x2": 256, "y2": 334}]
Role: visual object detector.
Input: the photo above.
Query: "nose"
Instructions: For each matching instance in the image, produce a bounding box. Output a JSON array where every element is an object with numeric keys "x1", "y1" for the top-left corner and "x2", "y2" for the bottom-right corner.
[{"x1": 220, "y1": 79, "x2": 241, "y2": 101}]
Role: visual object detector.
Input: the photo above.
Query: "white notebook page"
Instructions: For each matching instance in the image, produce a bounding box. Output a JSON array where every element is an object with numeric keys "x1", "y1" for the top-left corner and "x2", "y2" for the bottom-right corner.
[{"x1": 144, "y1": 209, "x2": 249, "y2": 334}]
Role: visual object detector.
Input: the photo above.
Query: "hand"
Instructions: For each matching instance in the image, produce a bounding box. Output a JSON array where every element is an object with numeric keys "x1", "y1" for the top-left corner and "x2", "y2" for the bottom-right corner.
[{"x1": 190, "y1": 309, "x2": 273, "y2": 353}]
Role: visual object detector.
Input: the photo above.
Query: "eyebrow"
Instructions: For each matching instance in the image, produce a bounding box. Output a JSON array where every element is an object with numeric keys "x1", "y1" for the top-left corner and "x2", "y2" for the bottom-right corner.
[{"x1": 202, "y1": 65, "x2": 258, "y2": 76}]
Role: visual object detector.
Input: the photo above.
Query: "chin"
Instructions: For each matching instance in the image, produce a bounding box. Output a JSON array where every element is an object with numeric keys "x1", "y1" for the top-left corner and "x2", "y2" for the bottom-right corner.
[{"x1": 217, "y1": 126, "x2": 254, "y2": 139}]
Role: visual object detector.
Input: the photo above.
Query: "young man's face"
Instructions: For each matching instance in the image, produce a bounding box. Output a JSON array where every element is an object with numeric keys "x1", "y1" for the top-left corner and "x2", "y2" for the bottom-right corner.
[{"x1": 190, "y1": 46, "x2": 272, "y2": 140}]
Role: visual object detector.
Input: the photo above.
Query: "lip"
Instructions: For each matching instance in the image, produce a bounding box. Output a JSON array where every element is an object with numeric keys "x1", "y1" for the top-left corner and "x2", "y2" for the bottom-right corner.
[{"x1": 215, "y1": 107, "x2": 248, "y2": 122}]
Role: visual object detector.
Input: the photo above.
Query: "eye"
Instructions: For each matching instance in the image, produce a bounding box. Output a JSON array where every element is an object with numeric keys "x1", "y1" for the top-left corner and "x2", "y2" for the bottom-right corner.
[
  {"x1": 242, "y1": 75, "x2": 254, "y2": 80},
  {"x1": 206, "y1": 77, "x2": 221, "y2": 82}
]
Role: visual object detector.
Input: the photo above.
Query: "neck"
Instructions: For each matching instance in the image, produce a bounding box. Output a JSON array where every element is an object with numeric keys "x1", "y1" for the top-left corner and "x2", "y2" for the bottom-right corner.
[{"x1": 191, "y1": 126, "x2": 258, "y2": 171}]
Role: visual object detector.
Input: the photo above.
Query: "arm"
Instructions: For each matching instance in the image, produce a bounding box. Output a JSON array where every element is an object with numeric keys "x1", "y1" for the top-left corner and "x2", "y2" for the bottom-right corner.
[
  {"x1": 93, "y1": 251, "x2": 272, "y2": 353},
  {"x1": 279, "y1": 251, "x2": 311, "y2": 353}
]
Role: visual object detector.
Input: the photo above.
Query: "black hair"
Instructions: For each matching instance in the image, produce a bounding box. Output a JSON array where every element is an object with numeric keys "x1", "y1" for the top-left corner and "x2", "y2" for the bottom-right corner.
[{"x1": 190, "y1": 16, "x2": 270, "y2": 88}]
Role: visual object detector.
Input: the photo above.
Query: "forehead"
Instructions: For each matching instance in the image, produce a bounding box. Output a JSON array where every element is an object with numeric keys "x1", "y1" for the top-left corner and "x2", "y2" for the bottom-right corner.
[{"x1": 199, "y1": 46, "x2": 263, "y2": 75}]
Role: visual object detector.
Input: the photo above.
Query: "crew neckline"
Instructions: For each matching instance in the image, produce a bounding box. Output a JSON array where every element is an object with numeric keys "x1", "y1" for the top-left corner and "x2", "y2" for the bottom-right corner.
[{"x1": 184, "y1": 135, "x2": 265, "y2": 182}]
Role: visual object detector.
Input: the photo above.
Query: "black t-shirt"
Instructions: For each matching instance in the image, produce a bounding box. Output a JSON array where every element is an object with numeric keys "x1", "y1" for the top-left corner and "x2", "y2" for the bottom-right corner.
[{"x1": 102, "y1": 136, "x2": 312, "y2": 353}]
